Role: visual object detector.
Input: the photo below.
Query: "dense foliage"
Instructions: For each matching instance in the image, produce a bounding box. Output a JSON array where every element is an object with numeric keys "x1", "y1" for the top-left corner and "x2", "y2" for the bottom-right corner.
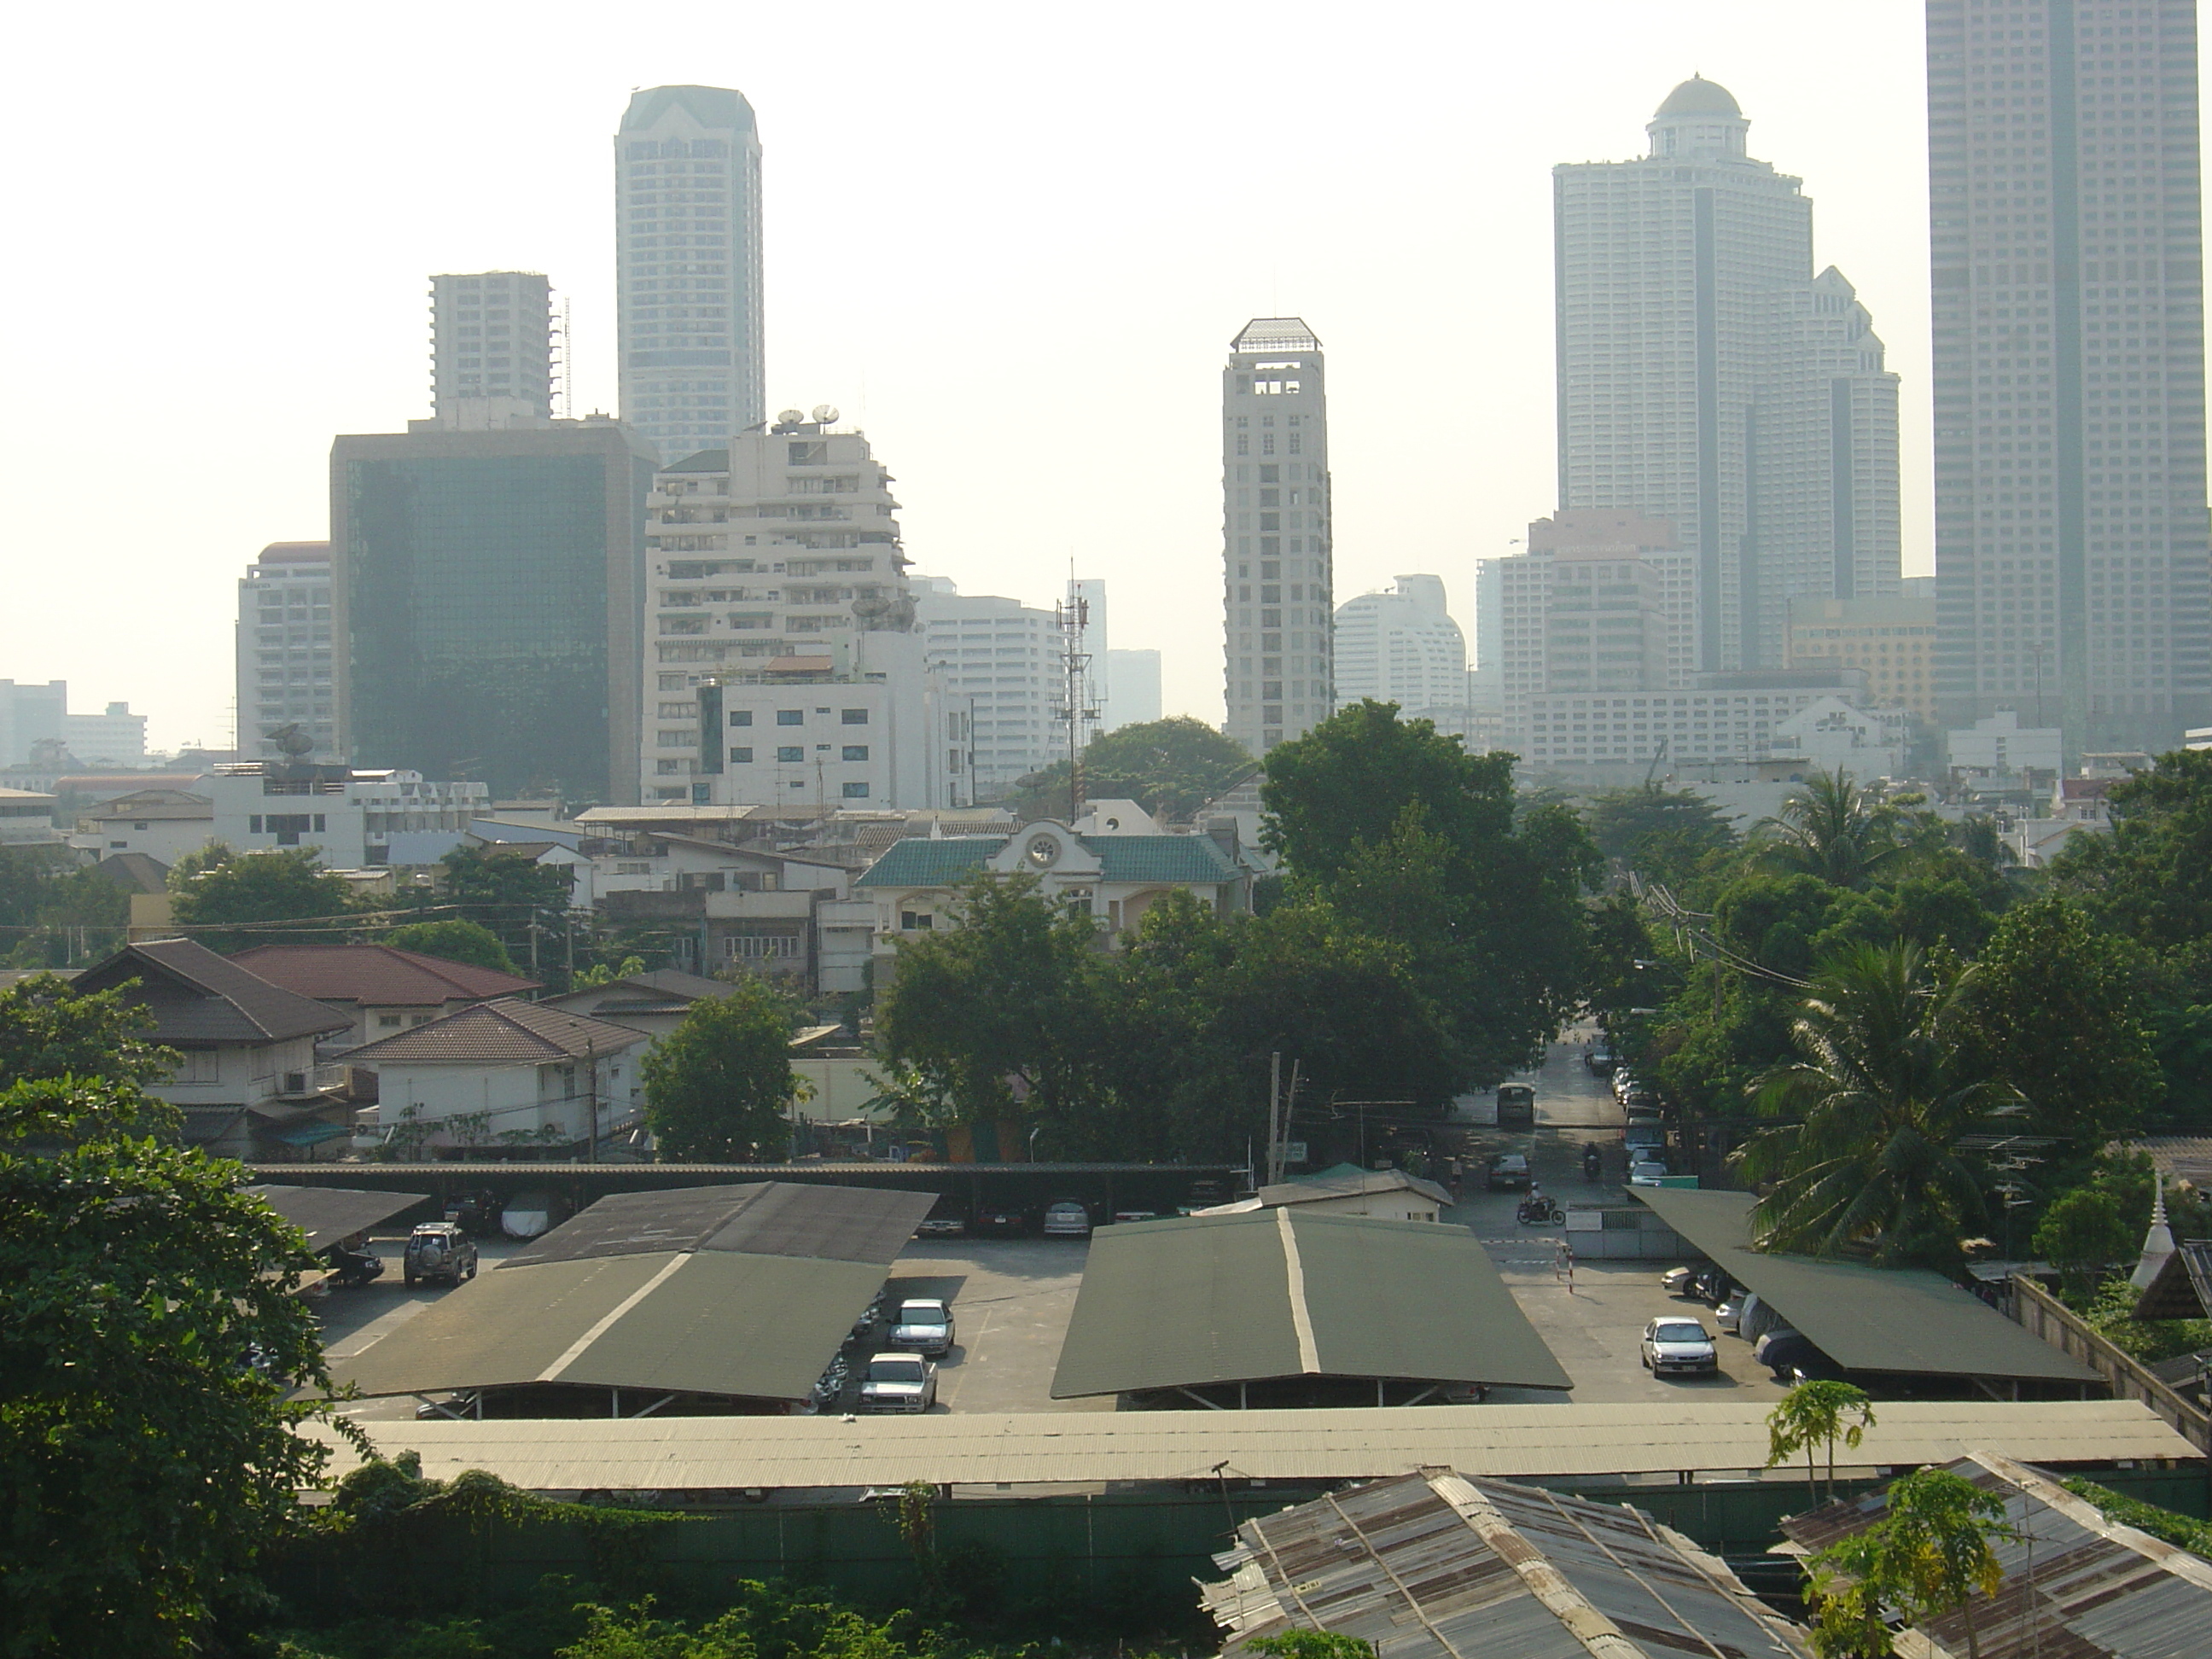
[
  {"x1": 0, "y1": 845, "x2": 130, "y2": 967},
  {"x1": 998, "y1": 716, "x2": 1253, "y2": 823},
  {"x1": 641, "y1": 975, "x2": 811, "y2": 1160},
  {"x1": 878, "y1": 704, "x2": 1598, "y2": 1161},
  {"x1": 379, "y1": 917, "x2": 524, "y2": 975},
  {"x1": 167, "y1": 843, "x2": 365, "y2": 950},
  {"x1": 0, "y1": 970, "x2": 177, "y2": 1091},
  {"x1": 0, "y1": 1076, "x2": 352, "y2": 1654}
]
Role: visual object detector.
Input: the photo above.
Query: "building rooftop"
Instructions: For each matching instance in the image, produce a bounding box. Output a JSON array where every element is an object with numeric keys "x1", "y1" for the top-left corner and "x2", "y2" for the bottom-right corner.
[
  {"x1": 247, "y1": 1184, "x2": 430, "y2": 1252},
  {"x1": 1655, "y1": 74, "x2": 1742, "y2": 119},
  {"x1": 1051, "y1": 1210, "x2": 1570, "y2": 1400},
  {"x1": 619, "y1": 84, "x2": 756, "y2": 135},
  {"x1": 300, "y1": 1398, "x2": 2197, "y2": 1493},
  {"x1": 854, "y1": 831, "x2": 1239, "y2": 890},
  {"x1": 84, "y1": 789, "x2": 212, "y2": 821},
  {"x1": 225, "y1": 943, "x2": 541, "y2": 1007},
  {"x1": 1231, "y1": 317, "x2": 1321, "y2": 353},
  {"x1": 1204, "y1": 1470, "x2": 1812, "y2": 1658},
  {"x1": 341, "y1": 998, "x2": 644, "y2": 1065},
  {"x1": 74, "y1": 939, "x2": 353, "y2": 1045},
  {"x1": 1631, "y1": 1187, "x2": 2099, "y2": 1384}
]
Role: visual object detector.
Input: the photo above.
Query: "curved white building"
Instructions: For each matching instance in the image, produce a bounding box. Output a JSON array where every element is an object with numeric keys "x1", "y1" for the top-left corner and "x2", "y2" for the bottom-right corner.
[{"x1": 1334, "y1": 577, "x2": 1467, "y2": 713}]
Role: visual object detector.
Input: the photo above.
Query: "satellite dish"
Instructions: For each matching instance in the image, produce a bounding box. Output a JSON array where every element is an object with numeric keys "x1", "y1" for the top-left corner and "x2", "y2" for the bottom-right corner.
[
  {"x1": 812, "y1": 404, "x2": 840, "y2": 426},
  {"x1": 777, "y1": 408, "x2": 806, "y2": 425}
]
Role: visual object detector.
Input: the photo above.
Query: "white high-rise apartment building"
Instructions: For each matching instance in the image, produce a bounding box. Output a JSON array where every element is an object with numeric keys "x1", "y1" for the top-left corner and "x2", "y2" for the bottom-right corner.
[
  {"x1": 1222, "y1": 318, "x2": 1333, "y2": 753},
  {"x1": 1557, "y1": 78, "x2": 1901, "y2": 673},
  {"x1": 429, "y1": 271, "x2": 552, "y2": 426},
  {"x1": 914, "y1": 582, "x2": 1059, "y2": 791},
  {"x1": 1103, "y1": 649, "x2": 1162, "y2": 730},
  {"x1": 1334, "y1": 577, "x2": 1467, "y2": 714},
  {"x1": 1497, "y1": 511, "x2": 1696, "y2": 736},
  {"x1": 236, "y1": 543, "x2": 337, "y2": 761},
  {"x1": 642, "y1": 414, "x2": 916, "y2": 802},
  {"x1": 1927, "y1": 1, "x2": 2210, "y2": 760},
  {"x1": 615, "y1": 86, "x2": 765, "y2": 466}
]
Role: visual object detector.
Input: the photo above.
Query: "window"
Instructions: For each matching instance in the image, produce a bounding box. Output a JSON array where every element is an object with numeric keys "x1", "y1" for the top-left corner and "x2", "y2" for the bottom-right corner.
[
  {"x1": 776, "y1": 746, "x2": 804, "y2": 762},
  {"x1": 841, "y1": 708, "x2": 869, "y2": 725},
  {"x1": 376, "y1": 1014, "x2": 402, "y2": 1029},
  {"x1": 725, "y1": 933, "x2": 802, "y2": 958},
  {"x1": 775, "y1": 708, "x2": 804, "y2": 725},
  {"x1": 730, "y1": 709, "x2": 753, "y2": 727},
  {"x1": 900, "y1": 911, "x2": 934, "y2": 931},
  {"x1": 841, "y1": 745, "x2": 869, "y2": 761},
  {"x1": 729, "y1": 746, "x2": 754, "y2": 763},
  {"x1": 841, "y1": 781, "x2": 870, "y2": 798}
]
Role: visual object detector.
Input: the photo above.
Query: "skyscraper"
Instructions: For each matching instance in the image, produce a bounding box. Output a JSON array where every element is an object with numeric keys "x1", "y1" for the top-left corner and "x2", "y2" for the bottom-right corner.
[
  {"x1": 1556, "y1": 79, "x2": 1901, "y2": 672},
  {"x1": 1222, "y1": 317, "x2": 1333, "y2": 754},
  {"x1": 615, "y1": 86, "x2": 765, "y2": 465},
  {"x1": 1927, "y1": 2, "x2": 2209, "y2": 757},
  {"x1": 430, "y1": 272, "x2": 553, "y2": 427},
  {"x1": 236, "y1": 543, "x2": 337, "y2": 761},
  {"x1": 1333, "y1": 578, "x2": 1468, "y2": 713}
]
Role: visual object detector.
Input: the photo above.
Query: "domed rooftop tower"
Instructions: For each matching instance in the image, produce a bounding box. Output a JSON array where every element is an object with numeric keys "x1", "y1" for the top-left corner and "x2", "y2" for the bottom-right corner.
[{"x1": 1647, "y1": 74, "x2": 1749, "y2": 161}]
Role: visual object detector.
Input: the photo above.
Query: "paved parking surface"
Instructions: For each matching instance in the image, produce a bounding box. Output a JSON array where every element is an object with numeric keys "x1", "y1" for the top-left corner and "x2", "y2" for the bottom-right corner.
[{"x1": 878, "y1": 1236, "x2": 1109, "y2": 1414}]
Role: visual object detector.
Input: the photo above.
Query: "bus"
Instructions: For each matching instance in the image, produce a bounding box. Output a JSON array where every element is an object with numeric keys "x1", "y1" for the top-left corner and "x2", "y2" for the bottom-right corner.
[{"x1": 1496, "y1": 1083, "x2": 1536, "y2": 1129}]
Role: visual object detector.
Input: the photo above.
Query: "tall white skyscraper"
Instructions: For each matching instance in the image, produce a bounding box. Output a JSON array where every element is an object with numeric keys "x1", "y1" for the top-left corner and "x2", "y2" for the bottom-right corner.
[
  {"x1": 1556, "y1": 78, "x2": 1900, "y2": 673},
  {"x1": 1333, "y1": 578, "x2": 1467, "y2": 713},
  {"x1": 1222, "y1": 318, "x2": 1333, "y2": 754},
  {"x1": 615, "y1": 86, "x2": 765, "y2": 466},
  {"x1": 1927, "y1": 2, "x2": 2209, "y2": 759},
  {"x1": 429, "y1": 271, "x2": 553, "y2": 426}
]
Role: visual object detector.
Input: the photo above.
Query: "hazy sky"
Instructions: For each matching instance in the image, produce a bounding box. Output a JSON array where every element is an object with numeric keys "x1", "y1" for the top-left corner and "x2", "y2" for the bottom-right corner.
[{"x1": 0, "y1": 1, "x2": 1954, "y2": 752}]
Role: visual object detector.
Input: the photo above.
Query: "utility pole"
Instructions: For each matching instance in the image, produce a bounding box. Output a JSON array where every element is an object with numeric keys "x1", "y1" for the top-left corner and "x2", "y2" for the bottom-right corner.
[
  {"x1": 1266, "y1": 1052, "x2": 1282, "y2": 1188},
  {"x1": 585, "y1": 1039, "x2": 599, "y2": 1163},
  {"x1": 1052, "y1": 577, "x2": 1097, "y2": 823}
]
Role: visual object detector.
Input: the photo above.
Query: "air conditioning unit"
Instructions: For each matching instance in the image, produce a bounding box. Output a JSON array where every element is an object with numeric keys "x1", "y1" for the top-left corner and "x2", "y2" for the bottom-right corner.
[{"x1": 282, "y1": 1072, "x2": 308, "y2": 1096}]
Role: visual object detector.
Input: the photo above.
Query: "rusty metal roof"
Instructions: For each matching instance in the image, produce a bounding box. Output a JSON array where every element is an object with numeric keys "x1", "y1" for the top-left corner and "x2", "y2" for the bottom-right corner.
[
  {"x1": 1202, "y1": 1470, "x2": 1813, "y2": 1657},
  {"x1": 1779, "y1": 1452, "x2": 2212, "y2": 1659}
]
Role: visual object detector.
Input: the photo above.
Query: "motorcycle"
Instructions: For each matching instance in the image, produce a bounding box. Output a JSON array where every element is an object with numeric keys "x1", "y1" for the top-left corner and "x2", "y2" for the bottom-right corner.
[
  {"x1": 1580, "y1": 1144, "x2": 1603, "y2": 1183},
  {"x1": 328, "y1": 1244, "x2": 385, "y2": 1288},
  {"x1": 1516, "y1": 1195, "x2": 1564, "y2": 1226}
]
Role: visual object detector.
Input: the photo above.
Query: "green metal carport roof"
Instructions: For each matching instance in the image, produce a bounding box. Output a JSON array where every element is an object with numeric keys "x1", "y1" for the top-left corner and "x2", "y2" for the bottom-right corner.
[
  {"x1": 1630, "y1": 1187, "x2": 2098, "y2": 1386},
  {"x1": 1051, "y1": 1209, "x2": 1570, "y2": 1399}
]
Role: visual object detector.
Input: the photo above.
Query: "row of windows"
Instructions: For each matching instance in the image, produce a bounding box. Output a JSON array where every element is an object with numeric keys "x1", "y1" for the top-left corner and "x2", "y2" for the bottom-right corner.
[
  {"x1": 725, "y1": 708, "x2": 869, "y2": 727},
  {"x1": 727, "y1": 746, "x2": 870, "y2": 763}
]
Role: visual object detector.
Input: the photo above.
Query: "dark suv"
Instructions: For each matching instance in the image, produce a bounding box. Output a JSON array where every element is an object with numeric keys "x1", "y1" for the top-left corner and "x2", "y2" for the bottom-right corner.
[{"x1": 403, "y1": 1222, "x2": 478, "y2": 1288}]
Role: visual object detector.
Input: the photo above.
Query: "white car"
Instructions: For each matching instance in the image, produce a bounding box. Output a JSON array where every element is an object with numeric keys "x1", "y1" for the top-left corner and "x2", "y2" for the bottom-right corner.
[
  {"x1": 1627, "y1": 1159, "x2": 1671, "y2": 1185},
  {"x1": 1641, "y1": 1318, "x2": 1719, "y2": 1377},
  {"x1": 886, "y1": 1298, "x2": 955, "y2": 1357},
  {"x1": 858, "y1": 1353, "x2": 938, "y2": 1413}
]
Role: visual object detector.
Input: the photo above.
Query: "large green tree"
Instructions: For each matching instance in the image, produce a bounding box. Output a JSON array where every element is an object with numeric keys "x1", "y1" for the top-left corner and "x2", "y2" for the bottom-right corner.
[
  {"x1": 434, "y1": 845, "x2": 576, "y2": 978},
  {"x1": 380, "y1": 917, "x2": 523, "y2": 976},
  {"x1": 0, "y1": 971, "x2": 177, "y2": 1091},
  {"x1": 641, "y1": 976, "x2": 809, "y2": 1161},
  {"x1": 1753, "y1": 770, "x2": 1908, "y2": 890},
  {"x1": 1736, "y1": 942, "x2": 2011, "y2": 1267},
  {"x1": 1584, "y1": 782, "x2": 1740, "y2": 887},
  {"x1": 1001, "y1": 716, "x2": 1254, "y2": 822},
  {"x1": 0, "y1": 1076, "x2": 353, "y2": 1654},
  {"x1": 0, "y1": 847, "x2": 129, "y2": 968},
  {"x1": 166, "y1": 844, "x2": 364, "y2": 951},
  {"x1": 1262, "y1": 701, "x2": 1599, "y2": 1086}
]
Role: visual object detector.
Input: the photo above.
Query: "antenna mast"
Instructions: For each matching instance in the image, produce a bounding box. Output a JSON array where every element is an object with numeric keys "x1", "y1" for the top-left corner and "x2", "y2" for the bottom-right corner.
[{"x1": 1052, "y1": 579, "x2": 1098, "y2": 821}]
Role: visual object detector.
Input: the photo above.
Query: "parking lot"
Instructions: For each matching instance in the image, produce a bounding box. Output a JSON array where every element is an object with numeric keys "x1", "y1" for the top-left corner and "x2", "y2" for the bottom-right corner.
[{"x1": 312, "y1": 1035, "x2": 1784, "y2": 1420}]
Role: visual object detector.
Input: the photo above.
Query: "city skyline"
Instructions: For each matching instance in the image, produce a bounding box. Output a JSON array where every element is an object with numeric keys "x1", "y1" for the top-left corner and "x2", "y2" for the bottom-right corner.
[{"x1": 0, "y1": 4, "x2": 1943, "y2": 752}]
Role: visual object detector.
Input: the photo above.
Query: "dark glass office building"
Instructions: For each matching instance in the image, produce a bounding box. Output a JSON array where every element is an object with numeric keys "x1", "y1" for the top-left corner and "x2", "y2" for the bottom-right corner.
[{"x1": 331, "y1": 420, "x2": 657, "y2": 805}]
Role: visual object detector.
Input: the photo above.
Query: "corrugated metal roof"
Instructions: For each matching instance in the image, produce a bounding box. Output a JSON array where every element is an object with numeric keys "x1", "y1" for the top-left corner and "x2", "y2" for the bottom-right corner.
[
  {"x1": 299, "y1": 1400, "x2": 2201, "y2": 1493},
  {"x1": 506, "y1": 1183, "x2": 933, "y2": 1268},
  {"x1": 342, "y1": 998, "x2": 647, "y2": 1064},
  {"x1": 1050, "y1": 1211, "x2": 1571, "y2": 1398},
  {"x1": 1203, "y1": 1470, "x2": 1814, "y2": 1657},
  {"x1": 335, "y1": 1250, "x2": 886, "y2": 1403},
  {"x1": 1630, "y1": 1187, "x2": 2099, "y2": 1384},
  {"x1": 229, "y1": 944, "x2": 541, "y2": 1004},
  {"x1": 1254, "y1": 1167, "x2": 1455, "y2": 1209},
  {"x1": 2133, "y1": 1241, "x2": 2212, "y2": 1321},
  {"x1": 1780, "y1": 1452, "x2": 2212, "y2": 1659},
  {"x1": 246, "y1": 1184, "x2": 429, "y2": 1250}
]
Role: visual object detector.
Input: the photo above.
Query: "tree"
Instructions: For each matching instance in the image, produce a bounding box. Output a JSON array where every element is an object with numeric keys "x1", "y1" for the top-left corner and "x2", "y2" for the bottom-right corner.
[
  {"x1": 1755, "y1": 770, "x2": 1909, "y2": 890},
  {"x1": 1001, "y1": 716, "x2": 1254, "y2": 822},
  {"x1": 1249, "y1": 1636, "x2": 1379, "y2": 1659},
  {"x1": 0, "y1": 972, "x2": 177, "y2": 1091},
  {"x1": 166, "y1": 845, "x2": 364, "y2": 951},
  {"x1": 1767, "y1": 1380, "x2": 1877, "y2": 1507},
  {"x1": 381, "y1": 918, "x2": 522, "y2": 976},
  {"x1": 2032, "y1": 1189, "x2": 2136, "y2": 1297},
  {"x1": 434, "y1": 844, "x2": 575, "y2": 976},
  {"x1": 641, "y1": 976, "x2": 810, "y2": 1161},
  {"x1": 1737, "y1": 943, "x2": 2011, "y2": 1267},
  {"x1": 1873, "y1": 1467, "x2": 2016, "y2": 1659},
  {"x1": 875, "y1": 874, "x2": 1114, "y2": 1131},
  {"x1": 1584, "y1": 782, "x2": 1740, "y2": 886},
  {"x1": 1956, "y1": 894, "x2": 2163, "y2": 1138},
  {"x1": 1262, "y1": 702, "x2": 1600, "y2": 1088},
  {"x1": 0, "y1": 846, "x2": 130, "y2": 968},
  {"x1": 0, "y1": 1076, "x2": 356, "y2": 1653}
]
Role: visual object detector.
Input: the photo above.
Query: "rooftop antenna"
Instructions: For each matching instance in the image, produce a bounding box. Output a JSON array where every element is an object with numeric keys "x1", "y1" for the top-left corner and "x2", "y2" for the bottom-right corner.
[{"x1": 1051, "y1": 564, "x2": 1098, "y2": 823}]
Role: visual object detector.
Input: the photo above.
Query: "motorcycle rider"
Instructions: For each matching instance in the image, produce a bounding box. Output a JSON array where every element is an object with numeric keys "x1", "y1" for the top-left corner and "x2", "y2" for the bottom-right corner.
[{"x1": 1581, "y1": 1142, "x2": 1602, "y2": 1182}]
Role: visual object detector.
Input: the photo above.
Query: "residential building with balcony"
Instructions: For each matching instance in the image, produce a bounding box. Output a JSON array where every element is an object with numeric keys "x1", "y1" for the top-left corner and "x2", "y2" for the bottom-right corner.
[
  {"x1": 236, "y1": 542, "x2": 338, "y2": 763},
  {"x1": 914, "y1": 580, "x2": 1057, "y2": 792},
  {"x1": 201, "y1": 760, "x2": 489, "y2": 867}
]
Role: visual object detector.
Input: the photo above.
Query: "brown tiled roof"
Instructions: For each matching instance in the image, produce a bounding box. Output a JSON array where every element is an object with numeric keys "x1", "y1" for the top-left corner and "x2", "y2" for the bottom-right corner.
[
  {"x1": 343, "y1": 998, "x2": 646, "y2": 1065},
  {"x1": 74, "y1": 940, "x2": 353, "y2": 1044},
  {"x1": 226, "y1": 943, "x2": 540, "y2": 1005}
]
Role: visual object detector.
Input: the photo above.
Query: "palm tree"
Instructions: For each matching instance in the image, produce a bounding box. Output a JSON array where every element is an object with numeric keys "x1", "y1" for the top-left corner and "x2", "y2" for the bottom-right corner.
[
  {"x1": 1767, "y1": 1380, "x2": 1877, "y2": 1507},
  {"x1": 1735, "y1": 941, "x2": 2012, "y2": 1266},
  {"x1": 1755, "y1": 769, "x2": 1907, "y2": 889}
]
